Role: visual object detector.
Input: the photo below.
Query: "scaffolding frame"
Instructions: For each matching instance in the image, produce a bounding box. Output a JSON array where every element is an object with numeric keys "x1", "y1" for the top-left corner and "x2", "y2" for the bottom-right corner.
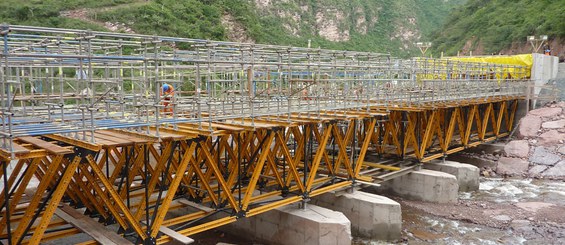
[{"x1": 0, "y1": 25, "x2": 528, "y2": 154}]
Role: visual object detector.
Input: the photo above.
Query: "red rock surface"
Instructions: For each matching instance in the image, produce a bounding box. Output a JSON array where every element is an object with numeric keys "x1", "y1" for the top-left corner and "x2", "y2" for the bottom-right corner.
[
  {"x1": 518, "y1": 115, "x2": 542, "y2": 138},
  {"x1": 496, "y1": 157, "x2": 529, "y2": 176},
  {"x1": 541, "y1": 119, "x2": 565, "y2": 129},
  {"x1": 503, "y1": 140, "x2": 529, "y2": 158},
  {"x1": 538, "y1": 130, "x2": 565, "y2": 146},
  {"x1": 528, "y1": 107, "x2": 563, "y2": 118}
]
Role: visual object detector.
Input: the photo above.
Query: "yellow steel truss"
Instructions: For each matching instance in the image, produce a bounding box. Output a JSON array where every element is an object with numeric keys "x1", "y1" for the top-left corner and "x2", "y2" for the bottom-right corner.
[{"x1": 0, "y1": 101, "x2": 519, "y2": 244}]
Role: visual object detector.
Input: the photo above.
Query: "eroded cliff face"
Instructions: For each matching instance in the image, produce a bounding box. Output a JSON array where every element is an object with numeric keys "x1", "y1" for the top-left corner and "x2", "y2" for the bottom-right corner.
[
  {"x1": 245, "y1": 0, "x2": 463, "y2": 54},
  {"x1": 221, "y1": 13, "x2": 256, "y2": 43},
  {"x1": 251, "y1": 0, "x2": 388, "y2": 43}
]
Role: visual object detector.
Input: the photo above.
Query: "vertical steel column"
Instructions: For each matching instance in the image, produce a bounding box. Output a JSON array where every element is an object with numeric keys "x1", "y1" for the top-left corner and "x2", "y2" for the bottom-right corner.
[{"x1": 1, "y1": 159, "x2": 11, "y2": 245}]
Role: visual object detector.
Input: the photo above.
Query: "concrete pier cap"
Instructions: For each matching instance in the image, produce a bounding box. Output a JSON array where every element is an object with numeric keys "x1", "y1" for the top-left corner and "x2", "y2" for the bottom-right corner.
[
  {"x1": 378, "y1": 169, "x2": 459, "y2": 203},
  {"x1": 225, "y1": 203, "x2": 352, "y2": 245},
  {"x1": 424, "y1": 159, "x2": 480, "y2": 192},
  {"x1": 312, "y1": 191, "x2": 402, "y2": 241}
]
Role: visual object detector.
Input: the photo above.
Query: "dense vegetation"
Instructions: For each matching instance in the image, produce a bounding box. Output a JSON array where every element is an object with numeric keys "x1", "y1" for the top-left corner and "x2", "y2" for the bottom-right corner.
[
  {"x1": 1, "y1": 0, "x2": 465, "y2": 56},
  {"x1": 0, "y1": 0, "x2": 128, "y2": 30},
  {"x1": 430, "y1": 0, "x2": 565, "y2": 56},
  {"x1": 93, "y1": 0, "x2": 264, "y2": 41},
  {"x1": 94, "y1": 0, "x2": 465, "y2": 56}
]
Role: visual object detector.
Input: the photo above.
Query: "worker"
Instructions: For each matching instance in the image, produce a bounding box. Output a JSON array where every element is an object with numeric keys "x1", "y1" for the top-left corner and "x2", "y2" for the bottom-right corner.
[
  {"x1": 543, "y1": 45, "x2": 551, "y2": 55},
  {"x1": 161, "y1": 83, "x2": 175, "y2": 114}
]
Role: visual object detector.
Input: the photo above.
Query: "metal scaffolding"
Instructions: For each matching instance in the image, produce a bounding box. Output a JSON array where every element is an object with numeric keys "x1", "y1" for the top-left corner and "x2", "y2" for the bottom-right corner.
[
  {"x1": 0, "y1": 25, "x2": 530, "y2": 245},
  {"x1": 0, "y1": 24, "x2": 528, "y2": 154}
]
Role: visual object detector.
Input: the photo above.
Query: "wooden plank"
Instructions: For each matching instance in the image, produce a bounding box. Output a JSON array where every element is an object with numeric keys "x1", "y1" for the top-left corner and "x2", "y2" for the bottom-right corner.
[
  {"x1": 55, "y1": 204, "x2": 132, "y2": 245},
  {"x1": 5, "y1": 142, "x2": 30, "y2": 154},
  {"x1": 252, "y1": 118, "x2": 296, "y2": 127},
  {"x1": 176, "y1": 124, "x2": 225, "y2": 135},
  {"x1": 107, "y1": 129, "x2": 161, "y2": 142},
  {"x1": 177, "y1": 199, "x2": 214, "y2": 212},
  {"x1": 226, "y1": 119, "x2": 285, "y2": 129},
  {"x1": 149, "y1": 129, "x2": 189, "y2": 140},
  {"x1": 93, "y1": 133, "x2": 133, "y2": 146},
  {"x1": 98, "y1": 130, "x2": 149, "y2": 144},
  {"x1": 85, "y1": 136, "x2": 119, "y2": 147},
  {"x1": 140, "y1": 220, "x2": 194, "y2": 244},
  {"x1": 17, "y1": 136, "x2": 73, "y2": 154},
  {"x1": 157, "y1": 226, "x2": 194, "y2": 244},
  {"x1": 203, "y1": 122, "x2": 246, "y2": 131},
  {"x1": 44, "y1": 134, "x2": 102, "y2": 151},
  {"x1": 12, "y1": 142, "x2": 30, "y2": 154}
]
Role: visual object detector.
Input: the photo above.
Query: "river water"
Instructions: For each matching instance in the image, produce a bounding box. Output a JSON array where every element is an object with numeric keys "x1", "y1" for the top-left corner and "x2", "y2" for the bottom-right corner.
[
  {"x1": 356, "y1": 177, "x2": 565, "y2": 245},
  {"x1": 469, "y1": 177, "x2": 565, "y2": 205}
]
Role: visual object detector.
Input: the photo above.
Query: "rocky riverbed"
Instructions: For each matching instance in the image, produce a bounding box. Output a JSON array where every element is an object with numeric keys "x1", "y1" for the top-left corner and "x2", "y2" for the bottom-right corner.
[{"x1": 354, "y1": 178, "x2": 565, "y2": 245}]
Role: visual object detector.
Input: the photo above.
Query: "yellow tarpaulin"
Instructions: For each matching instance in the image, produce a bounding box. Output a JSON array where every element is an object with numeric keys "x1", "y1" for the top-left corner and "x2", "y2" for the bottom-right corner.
[
  {"x1": 448, "y1": 54, "x2": 533, "y2": 79},
  {"x1": 412, "y1": 54, "x2": 532, "y2": 84}
]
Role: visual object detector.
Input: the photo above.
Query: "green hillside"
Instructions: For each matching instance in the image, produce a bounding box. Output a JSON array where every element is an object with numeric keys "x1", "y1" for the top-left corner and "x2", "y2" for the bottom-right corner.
[
  {"x1": 430, "y1": 0, "x2": 565, "y2": 56},
  {"x1": 0, "y1": 0, "x2": 465, "y2": 57}
]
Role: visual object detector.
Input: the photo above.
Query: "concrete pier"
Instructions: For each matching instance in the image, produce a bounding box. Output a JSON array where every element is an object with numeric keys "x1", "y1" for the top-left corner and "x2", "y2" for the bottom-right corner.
[
  {"x1": 225, "y1": 204, "x2": 351, "y2": 245},
  {"x1": 378, "y1": 169, "x2": 459, "y2": 203},
  {"x1": 424, "y1": 160, "x2": 480, "y2": 191},
  {"x1": 312, "y1": 191, "x2": 402, "y2": 241}
]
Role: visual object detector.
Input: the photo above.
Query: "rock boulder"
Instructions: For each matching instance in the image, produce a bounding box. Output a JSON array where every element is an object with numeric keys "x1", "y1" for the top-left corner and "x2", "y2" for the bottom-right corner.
[
  {"x1": 558, "y1": 145, "x2": 565, "y2": 155},
  {"x1": 496, "y1": 157, "x2": 529, "y2": 176},
  {"x1": 538, "y1": 130, "x2": 565, "y2": 146},
  {"x1": 503, "y1": 140, "x2": 529, "y2": 158},
  {"x1": 528, "y1": 165, "x2": 547, "y2": 175},
  {"x1": 528, "y1": 107, "x2": 562, "y2": 118},
  {"x1": 542, "y1": 161, "x2": 565, "y2": 177},
  {"x1": 518, "y1": 115, "x2": 542, "y2": 138},
  {"x1": 529, "y1": 147, "x2": 562, "y2": 165},
  {"x1": 542, "y1": 119, "x2": 565, "y2": 129}
]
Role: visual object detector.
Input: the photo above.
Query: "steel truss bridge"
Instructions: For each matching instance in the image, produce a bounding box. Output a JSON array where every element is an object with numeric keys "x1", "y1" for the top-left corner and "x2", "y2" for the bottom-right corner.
[{"x1": 0, "y1": 25, "x2": 528, "y2": 244}]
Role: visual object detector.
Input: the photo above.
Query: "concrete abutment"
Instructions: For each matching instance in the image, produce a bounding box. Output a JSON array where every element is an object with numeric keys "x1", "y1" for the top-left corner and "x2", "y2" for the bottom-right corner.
[
  {"x1": 224, "y1": 203, "x2": 351, "y2": 245},
  {"x1": 377, "y1": 169, "x2": 459, "y2": 203},
  {"x1": 311, "y1": 191, "x2": 402, "y2": 241},
  {"x1": 424, "y1": 160, "x2": 480, "y2": 191}
]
